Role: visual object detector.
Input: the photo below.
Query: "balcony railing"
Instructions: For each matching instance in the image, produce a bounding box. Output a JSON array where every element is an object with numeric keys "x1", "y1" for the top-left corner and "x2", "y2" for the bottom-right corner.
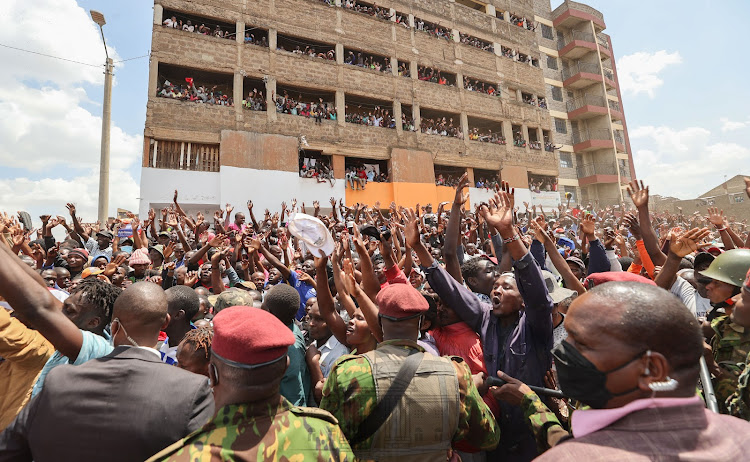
[
  {"x1": 567, "y1": 94, "x2": 606, "y2": 112},
  {"x1": 562, "y1": 62, "x2": 601, "y2": 80},
  {"x1": 614, "y1": 131, "x2": 625, "y2": 144},
  {"x1": 603, "y1": 68, "x2": 614, "y2": 81},
  {"x1": 572, "y1": 128, "x2": 612, "y2": 144},
  {"x1": 608, "y1": 100, "x2": 621, "y2": 112},
  {"x1": 552, "y1": 0, "x2": 605, "y2": 21},
  {"x1": 597, "y1": 35, "x2": 609, "y2": 49},
  {"x1": 560, "y1": 30, "x2": 595, "y2": 48},
  {"x1": 577, "y1": 162, "x2": 617, "y2": 177}
]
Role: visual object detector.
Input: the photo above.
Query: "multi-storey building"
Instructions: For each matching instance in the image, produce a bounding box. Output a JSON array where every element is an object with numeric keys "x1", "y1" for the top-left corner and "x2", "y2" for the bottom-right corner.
[{"x1": 139, "y1": 0, "x2": 635, "y2": 216}]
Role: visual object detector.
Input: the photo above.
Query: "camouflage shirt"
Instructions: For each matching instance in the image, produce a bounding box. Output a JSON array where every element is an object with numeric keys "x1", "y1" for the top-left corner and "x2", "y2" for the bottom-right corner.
[
  {"x1": 727, "y1": 350, "x2": 750, "y2": 420},
  {"x1": 319, "y1": 339, "x2": 500, "y2": 453},
  {"x1": 711, "y1": 316, "x2": 750, "y2": 413},
  {"x1": 146, "y1": 396, "x2": 354, "y2": 461},
  {"x1": 520, "y1": 391, "x2": 570, "y2": 453}
]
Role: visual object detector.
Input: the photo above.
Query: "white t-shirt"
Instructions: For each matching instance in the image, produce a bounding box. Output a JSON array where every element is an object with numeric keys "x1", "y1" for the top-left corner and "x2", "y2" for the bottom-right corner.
[
  {"x1": 163, "y1": 18, "x2": 175, "y2": 28},
  {"x1": 671, "y1": 276, "x2": 711, "y2": 319},
  {"x1": 313, "y1": 335, "x2": 349, "y2": 378}
]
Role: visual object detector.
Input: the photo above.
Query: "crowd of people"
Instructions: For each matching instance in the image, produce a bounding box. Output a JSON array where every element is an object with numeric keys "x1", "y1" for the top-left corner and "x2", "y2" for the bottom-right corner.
[
  {"x1": 345, "y1": 165, "x2": 388, "y2": 189},
  {"x1": 344, "y1": 106, "x2": 395, "y2": 128},
  {"x1": 273, "y1": 91, "x2": 337, "y2": 122},
  {"x1": 510, "y1": 13, "x2": 536, "y2": 31},
  {"x1": 344, "y1": 51, "x2": 390, "y2": 73},
  {"x1": 242, "y1": 87, "x2": 266, "y2": 112},
  {"x1": 243, "y1": 31, "x2": 269, "y2": 47},
  {"x1": 284, "y1": 45, "x2": 336, "y2": 61},
  {"x1": 417, "y1": 65, "x2": 454, "y2": 86},
  {"x1": 157, "y1": 78, "x2": 233, "y2": 106},
  {"x1": 299, "y1": 159, "x2": 335, "y2": 185},
  {"x1": 465, "y1": 78, "x2": 499, "y2": 96},
  {"x1": 415, "y1": 18, "x2": 453, "y2": 40},
  {"x1": 528, "y1": 175, "x2": 558, "y2": 192},
  {"x1": 162, "y1": 15, "x2": 236, "y2": 40},
  {"x1": 4, "y1": 175, "x2": 750, "y2": 461},
  {"x1": 342, "y1": 0, "x2": 391, "y2": 21},
  {"x1": 459, "y1": 33, "x2": 494, "y2": 53},
  {"x1": 420, "y1": 116, "x2": 463, "y2": 138}
]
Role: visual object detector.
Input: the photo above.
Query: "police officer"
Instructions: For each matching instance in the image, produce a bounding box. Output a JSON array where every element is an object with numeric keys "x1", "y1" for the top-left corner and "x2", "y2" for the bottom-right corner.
[
  {"x1": 147, "y1": 306, "x2": 354, "y2": 461},
  {"x1": 320, "y1": 283, "x2": 500, "y2": 461},
  {"x1": 700, "y1": 249, "x2": 750, "y2": 413}
]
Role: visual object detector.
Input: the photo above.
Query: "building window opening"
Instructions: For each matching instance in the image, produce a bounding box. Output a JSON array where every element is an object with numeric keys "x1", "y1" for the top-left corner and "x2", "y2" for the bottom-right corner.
[
  {"x1": 342, "y1": 0, "x2": 393, "y2": 21},
  {"x1": 161, "y1": 9, "x2": 237, "y2": 40},
  {"x1": 559, "y1": 152, "x2": 573, "y2": 169},
  {"x1": 468, "y1": 117, "x2": 505, "y2": 145},
  {"x1": 242, "y1": 25, "x2": 268, "y2": 47},
  {"x1": 277, "y1": 33, "x2": 335, "y2": 61},
  {"x1": 538, "y1": 96, "x2": 547, "y2": 109},
  {"x1": 474, "y1": 169, "x2": 500, "y2": 190},
  {"x1": 459, "y1": 32, "x2": 494, "y2": 53},
  {"x1": 417, "y1": 65, "x2": 457, "y2": 86},
  {"x1": 401, "y1": 104, "x2": 416, "y2": 131},
  {"x1": 554, "y1": 118, "x2": 568, "y2": 134},
  {"x1": 435, "y1": 165, "x2": 467, "y2": 187},
  {"x1": 529, "y1": 129, "x2": 542, "y2": 150},
  {"x1": 148, "y1": 139, "x2": 221, "y2": 172},
  {"x1": 521, "y1": 92, "x2": 535, "y2": 106},
  {"x1": 299, "y1": 150, "x2": 334, "y2": 185},
  {"x1": 509, "y1": 13, "x2": 535, "y2": 31},
  {"x1": 394, "y1": 11, "x2": 410, "y2": 28},
  {"x1": 529, "y1": 174, "x2": 558, "y2": 192},
  {"x1": 242, "y1": 77, "x2": 267, "y2": 112},
  {"x1": 345, "y1": 157, "x2": 389, "y2": 187},
  {"x1": 343, "y1": 48, "x2": 391, "y2": 73},
  {"x1": 420, "y1": 107, "x2": 462, "y2": 139},
  {"x1": 463, "y1": 76, "x2": 499, "y2": 96},
  {"x1": 541, "y1": 24, "x2": 554, "y2": 40},
  {"x1": 546, "y1": 55, "x2": 558, "y2": 70},
  {"x1": 414, "y1": 17, "x2": 453, "y2": 41},
  {"x1": 455, "y1": 0, "x2": 485, "y2": 11},
  {"x1": 156, "y1": 63, "x2": 234, "y2": 106},
  {"x1": 543, "y1": 130, "x2": 560, "y2": 152},
  {"x1": 397, "y1": 60, "x2": 411, "y2": 77},
  {"x1": 501, "y1": 46, "x2": 517, "y2": 60},
  {"x1": 345, "y1": 94, "x2": 396, "y2": 129},
  {"x1": 512, "y1": 124, "x2": 526, "y2": 148},
  {"x1": 551, "y1": 85, "x2": 563, "y2": 102},
  {"x1": 273, "y1": 84, "x2": 336, "y2": 122}
]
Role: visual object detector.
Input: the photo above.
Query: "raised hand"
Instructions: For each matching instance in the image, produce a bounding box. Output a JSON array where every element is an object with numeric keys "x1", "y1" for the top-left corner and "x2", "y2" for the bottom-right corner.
[
  {"x1": 669, "y1": 228, "x2": 712, "y2": 258},
  {"x1": 173, "y1": 189, "x2": 179, "y2": 203},
  {"x1": 313, "y1": 200, "x2": 320, "y2": 210},
  {"x1": 480, "y1": 182, "x2": 515, "y2": 237},
  {"x1": 103, "y1": 254, "x2": 128, "y2": 277},
  {"x1": 40, "y1": 214, "x2": 51, "y2": 223},
  {"x1": 148, "y1": 208, "x2": 156, "y2": 221},
  {"x1": 705, "y1": 207, "x2": 726, "y2": 228},
  {"x1": 330, "y1": 197, "x2": 336, "y2": 207},
  {"x1": 226, "y1": 203, "x2": 234, "y2": 215},
  {"x1": 529, "y1": 217, "x2": 548, "y2": 242},
  {"x1": 163, "y1": 241, "x2": 175, "y2": 260},
  {"x1": 66, "y1": 203, "x2": 77, "y2": 217},
  {"x1": 403, "y1": 208, "x2": 421, "y2": 248},
  {"x1": 745, "y1": 177, "x2": 750, "y2": 199},
  {"x1": 208, "y1": 234, "x2": 226, "y2": 247},
  {"x1": 626, "y1": 180, "x2": 649, "y2": 209},
  {"x1": 454, "y1": 173, "x2": 469, "y2": 205},
  {"x1": 623, "y1": 213, "x2": 642, "y2": 241},
  {"x1": 183, "y1": 271, "x2": 199, "y2": 287},
  {"x1": 580, "y1": 213, "x2": 596, "y2": 237}
]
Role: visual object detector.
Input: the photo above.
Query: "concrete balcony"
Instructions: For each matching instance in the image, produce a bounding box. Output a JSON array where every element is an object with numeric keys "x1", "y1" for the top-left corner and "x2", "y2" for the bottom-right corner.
[
  {"x1": 552, "y1": 1, "x2": 606, "y2": 31},
  {"x1": 558, "y1": 31, "x2": 598, "y2": 60},
  {"x1": 572, "y1": 128, "x2": 613, "y2": 152},
  {"x1": 608, "y1": 100, "x2": 624, "y2": 121},
  {"x1": 562, "y1": 62, "x2": 603, "y2": 89},
  {"x1": 597, "y1": 35, "x2": 612, "y2": 59},
  {"x1": 576, "y1": 162, "x2": 620, "y2": 186},
  {"x1": 567, "y1": 95, "x2": 608, "y2": 120},
  {"x1": 602, "y1": 67, "x2": 617, "y2": 89}
]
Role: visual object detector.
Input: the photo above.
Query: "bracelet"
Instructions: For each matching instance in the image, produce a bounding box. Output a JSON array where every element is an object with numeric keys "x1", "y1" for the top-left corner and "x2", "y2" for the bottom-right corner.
[
  {"x1": 716, "y1": 227, "x2": 727, "y2": 232},
  {"x1": 502, "y1": 234, "x2": 521, "y2": 244}
]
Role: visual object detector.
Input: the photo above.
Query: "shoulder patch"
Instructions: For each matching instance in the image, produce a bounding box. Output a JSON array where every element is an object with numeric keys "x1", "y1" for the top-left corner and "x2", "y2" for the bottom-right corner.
[
  {"x1": 290, "y1": 405, "x2": 339, "y2": 425},
  {"x1": 448, "y1": 355, "x2": 465, "y2": 363}
]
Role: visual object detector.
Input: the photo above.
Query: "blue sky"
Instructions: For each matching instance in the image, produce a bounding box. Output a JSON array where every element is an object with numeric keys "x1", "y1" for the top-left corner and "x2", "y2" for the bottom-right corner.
[{"x1": 1, "y1": 0, "x2": 748, "y2": 224}]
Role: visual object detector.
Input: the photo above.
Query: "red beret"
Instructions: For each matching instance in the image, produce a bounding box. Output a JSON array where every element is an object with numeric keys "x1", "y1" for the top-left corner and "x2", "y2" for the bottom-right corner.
[
  {"x1": 584, "y1": 271, "x2": 656, "y2": 290},
  {"x1": 212, "y1": 306, "x2": 294, "y2": 368},
  {"x1": 376, "y1": 283, "x2": 428, "y2": 320}
]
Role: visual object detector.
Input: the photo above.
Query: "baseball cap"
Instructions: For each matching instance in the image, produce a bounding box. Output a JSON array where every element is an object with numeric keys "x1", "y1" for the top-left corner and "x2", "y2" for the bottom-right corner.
[{"x1": 541, "y1": 270, "x2": 577, "y2": 304}]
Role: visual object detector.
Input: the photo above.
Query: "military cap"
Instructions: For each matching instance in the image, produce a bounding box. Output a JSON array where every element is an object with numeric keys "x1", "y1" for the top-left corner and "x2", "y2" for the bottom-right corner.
[
  {"x1": 213, "y1": 288, "x2": 256, "y2": 313},
  {"x1": 96, "y1": 230, "x2": 114, "y2": 240},
  {"x1": 376, "y1": 282, "x2": 429, "y2": 321},
  {"x1": 212, "y1": 306, "x2": 294, "y2": 368}
]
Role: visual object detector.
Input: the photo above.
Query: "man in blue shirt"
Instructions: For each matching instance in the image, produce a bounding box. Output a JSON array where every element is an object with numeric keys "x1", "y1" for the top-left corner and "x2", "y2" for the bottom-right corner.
[{"x1": 253, "y1": 240, "x2": 316, "y2": 321}]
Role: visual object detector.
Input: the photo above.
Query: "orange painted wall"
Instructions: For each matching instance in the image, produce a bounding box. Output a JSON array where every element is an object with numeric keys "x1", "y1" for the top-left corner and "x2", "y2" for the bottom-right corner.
[{"x1": 345, "y1": 182, "x2": 469, "y2": 210}]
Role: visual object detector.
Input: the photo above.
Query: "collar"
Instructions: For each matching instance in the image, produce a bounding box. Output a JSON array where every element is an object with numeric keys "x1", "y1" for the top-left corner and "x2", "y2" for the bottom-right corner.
[
  {"x1": 377, "y1": 339, "x2": 423, "y2": 351},
  {"x1": 136, "y1": 346, "x2": 162, "y2": 359},
  {"x1": 571, "y1": 395, "x2": 702, "y2": 438},
  {"x1": 316, "y1": 335, "x2": 341, "y2": 352}
]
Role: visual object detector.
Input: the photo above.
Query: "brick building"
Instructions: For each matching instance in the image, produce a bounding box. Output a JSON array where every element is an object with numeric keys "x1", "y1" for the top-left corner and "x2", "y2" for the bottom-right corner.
[
  {"x1": 651, "y1": 175, "x2": 750, "y2": 218},
  {"x1": 139, "y1": 0, "x2": 635, "y2": 216}
]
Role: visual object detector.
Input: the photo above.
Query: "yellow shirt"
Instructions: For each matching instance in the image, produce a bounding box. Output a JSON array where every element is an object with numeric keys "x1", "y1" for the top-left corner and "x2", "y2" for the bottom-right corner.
[{"x1": 0, "y1": 308, "x2": 54, "y2": 429}]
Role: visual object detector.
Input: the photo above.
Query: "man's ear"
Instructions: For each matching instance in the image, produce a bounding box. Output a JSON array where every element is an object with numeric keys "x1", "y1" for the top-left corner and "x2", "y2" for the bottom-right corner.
[{"x1": 160, "y1": 313, "x2": 171, "y2": 330}]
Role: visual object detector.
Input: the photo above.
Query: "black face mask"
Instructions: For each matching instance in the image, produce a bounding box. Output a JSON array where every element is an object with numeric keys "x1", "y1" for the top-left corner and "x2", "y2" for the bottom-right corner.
[{"x1": 552, "y1": 340, "x2": 646, "y2": 409}]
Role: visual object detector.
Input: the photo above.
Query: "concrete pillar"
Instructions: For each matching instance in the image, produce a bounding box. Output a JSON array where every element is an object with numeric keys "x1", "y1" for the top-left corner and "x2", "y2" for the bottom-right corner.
[
  {"x1": 522, "y1": 125, "x2": 530, "y2": 151},
  {"x1": 335, "y1": 90, "x2": 345, "y2": 126},
  {"x1": 502, "y1": 122, "x2": 513, "y2": 144},
  {"x1": 516, "y1": 88, "x2": 522, "y2": 101},
  {"x1": 493, "y1": 42, "x2": 501, "y2": 56},
  {"x1": 409, "y1": 14, "x2": 415, "y2": 28},
  {"x1": 466, "y1": 167, "x2": 475, "y2": 186},
  {"x1": 266, "y1": 77, "x2": 276, "y2": 121},
  {"x1": 503, "y1": 11, "x2": 510, "y2": 21},
  {"x1": 393, "y1": 100, "x2": 402, "y2": 134},
  {"x1": 486, "y1": 5, "x2": 496, "y2": 16},
  {"x1": 335, "y1": 0, "x2": 342, "y2": 6},
  {"x1": 236, "y1": 21, "x2": 244, "y2": 43},
  {"x1": 452, "y1": 28, "x2": 460, "y2": 43},
  {"x1": 335, "y1": 43, "x2": 344, "y2": 64},
  {"x1": 153, "y1": 4, "x2": 163, "y2": 25},
  {"x1": 233, "y1": 72, "x2": 243, "y2": 118},
  {"x1": 269, "y1": 29, "x2": 277, "y2": 50},
  {"x1": 413, "y1": 104, "x2": 421, "y2": 130},
  {"x1": 391, "y1": 56, "x2": 398, "y2": 76},
  {"x1": 460, "y1": 112, "x2": 469, "y2": 140},
  {"x1": 148, "y1": 57, "x2": 159, "y2": 99},
  {"x1": 390, "y1": 8, "x2": 396, "y2": 22},
  {"x1": 410, "y1": 60, "x2": 417, "y2": 79},
  {"x1": 456, "y1": 71, "x2": 464, "y2": 89}
]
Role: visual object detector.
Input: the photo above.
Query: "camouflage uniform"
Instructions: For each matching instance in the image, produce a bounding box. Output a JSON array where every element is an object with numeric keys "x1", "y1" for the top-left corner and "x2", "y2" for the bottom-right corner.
[
  {"x1": 520, "y1": 392, "x2": 570, "y2": 453},
  {"x1": 146, "y1": 396, "x2": 354, "y2": 461},
  {"x1": 319, "y1": 339, "x2": 500, "y2": 458},
  {"x1": 727, "y1": 350, "x2": 750, "y2": 420},
  {"x1": 710, "y1": 315, "x2": 750, "y2": 413}
]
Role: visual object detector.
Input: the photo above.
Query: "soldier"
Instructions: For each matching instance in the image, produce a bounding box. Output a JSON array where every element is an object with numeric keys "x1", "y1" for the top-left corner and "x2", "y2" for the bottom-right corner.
[
  {"x1": 726, "y1": 268, "x2": 750, "y2": 420},
  {"x1": 320, "y1": 283, "x2": 500, "y2": 461},
  {"x1": 700, "y1": 249, "x2": 750, "y2": 412},
  {"x1": 147, "y1": 306, "x2": 354, "y2": 461},
  {"x1": 210, "y1": 287, "x2": 255, "y2": 314}
]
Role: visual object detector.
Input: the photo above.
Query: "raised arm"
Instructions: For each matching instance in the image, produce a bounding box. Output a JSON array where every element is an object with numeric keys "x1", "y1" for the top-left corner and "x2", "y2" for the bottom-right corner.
[
  {"x1": 66, "y1": 203, "x2": 89, "y2": 242},
  {"x1": 314, "y1": 254, "x2": 348, "y2": 345},
  {"x1": 0, "y1": 242, "x2": 83, "y2": 360},
  {"x1": 443, "y1": 174, "x2": 468, "y2": 284},
  {"x1": 626, "y1": 180, "x2": 667, "y2": 266},
  {"x1": 530, "y1": 218, "x2": 585, "y2": 295},
  {"x1": 706, "y1": 207, "x2": 736, "y2": 250},
  {"x1": 655, "y1": 228, "x2": 711, "y2": 290},
  {"x1": 250, "y1": 237, "x2": 292, "y2": 281}
]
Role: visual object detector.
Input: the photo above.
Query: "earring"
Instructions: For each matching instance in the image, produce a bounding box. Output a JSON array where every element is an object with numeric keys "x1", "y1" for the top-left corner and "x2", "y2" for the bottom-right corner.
[
  {"x1": 644, "y1": 350, "x2": 651, "y2": 375},
  {"x1": 648, "y1": 377, "x2": 678, "y2": 392}
]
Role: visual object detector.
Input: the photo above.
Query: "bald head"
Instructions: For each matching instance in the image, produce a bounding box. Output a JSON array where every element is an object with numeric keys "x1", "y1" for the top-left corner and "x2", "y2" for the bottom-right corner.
[
  {"x1": 111, "y1": 282, "x2": 168, "y2": 346},
  {"x1": 572, "y1": 282, "x2": 703, "y2": 376}
]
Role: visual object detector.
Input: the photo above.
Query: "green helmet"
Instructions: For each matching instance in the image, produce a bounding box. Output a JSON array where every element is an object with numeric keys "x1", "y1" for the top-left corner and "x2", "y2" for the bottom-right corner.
[
  {"x1": 212, "y1": 288, "x2": 256, "y2": 314},
  {"x1": 698, "y1": 249, "x2": 750, "y2": 287}
]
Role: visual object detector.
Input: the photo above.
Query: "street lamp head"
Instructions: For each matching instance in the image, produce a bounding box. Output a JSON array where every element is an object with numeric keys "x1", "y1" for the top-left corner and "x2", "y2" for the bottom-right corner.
[{"x1": 90, "y1": 10, "x2": 106, "y2": 27}]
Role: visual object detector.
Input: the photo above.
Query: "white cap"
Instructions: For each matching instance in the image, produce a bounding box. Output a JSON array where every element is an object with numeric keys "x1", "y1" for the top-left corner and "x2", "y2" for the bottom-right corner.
[{"x1": 287, "y1": 213, "x2": 335, "y2": 257}]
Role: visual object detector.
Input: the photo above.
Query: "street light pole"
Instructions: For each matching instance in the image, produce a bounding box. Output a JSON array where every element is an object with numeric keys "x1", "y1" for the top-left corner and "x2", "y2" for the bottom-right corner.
[{"x1": 91, "y1": 10, "x2": 111, "y2": 225}]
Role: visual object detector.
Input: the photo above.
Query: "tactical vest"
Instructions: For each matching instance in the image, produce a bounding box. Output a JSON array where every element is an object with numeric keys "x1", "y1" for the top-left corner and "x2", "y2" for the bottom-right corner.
[{"x1": 356, "y1": 343, "x2": 460, "y2": 462}]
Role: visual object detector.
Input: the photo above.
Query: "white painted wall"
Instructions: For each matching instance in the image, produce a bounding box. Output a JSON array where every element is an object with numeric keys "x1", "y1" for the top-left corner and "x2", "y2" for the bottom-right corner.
[
  {"x1": 139, "y1": 168, "x2": 221, "y2": 217},
  {"x1": 468, "y1": 188, "x2": 559, "y2": 208}
]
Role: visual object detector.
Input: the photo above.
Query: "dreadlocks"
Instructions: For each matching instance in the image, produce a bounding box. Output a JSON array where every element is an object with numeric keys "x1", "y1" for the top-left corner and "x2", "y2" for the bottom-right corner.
[
  {"x1": 182, "y1": 327, "x2": 213, "y2": 360},
  {"x1": 71, "y1": 278, "x2": 122, "y2": 325}
]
